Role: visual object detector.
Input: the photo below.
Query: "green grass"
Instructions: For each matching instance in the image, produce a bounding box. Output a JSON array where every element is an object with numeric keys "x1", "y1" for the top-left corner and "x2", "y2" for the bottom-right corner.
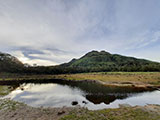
[
  {"x1": 0, "y1": 99, "x2": 23, "y2": 110},
  {"x1": 61, "y1": 106, "x2": 160, "y2": 120},
  {"x1": 0, "y1": 85, "x2": 13, "y2": 96}
]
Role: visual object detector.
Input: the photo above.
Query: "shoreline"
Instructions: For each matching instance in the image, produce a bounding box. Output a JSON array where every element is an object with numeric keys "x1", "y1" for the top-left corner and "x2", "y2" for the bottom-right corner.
[
  {"x1": 0, "y1": 77, "x2": 160, "y2": 91},
  {"x1": 0, "y1": 99, "x2": 160, "y2": 120}
]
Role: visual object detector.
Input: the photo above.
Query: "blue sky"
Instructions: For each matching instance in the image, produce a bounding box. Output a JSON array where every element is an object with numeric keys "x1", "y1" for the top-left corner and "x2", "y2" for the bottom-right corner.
[{"x1": 0, "y1": 0, "x2": 160, "y2": 65}]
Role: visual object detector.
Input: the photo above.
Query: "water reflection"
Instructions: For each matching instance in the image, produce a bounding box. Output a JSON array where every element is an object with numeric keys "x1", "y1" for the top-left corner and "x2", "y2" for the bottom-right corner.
[
  {"x1": 2, "y1": 83, "x2": 160, "y2": 110},
  {"x1": 86, "y1": 94, "x2": 126, "y2": 104},
  {"x1": 4, "y1": 83, "x2": 87, "y2": 108}
]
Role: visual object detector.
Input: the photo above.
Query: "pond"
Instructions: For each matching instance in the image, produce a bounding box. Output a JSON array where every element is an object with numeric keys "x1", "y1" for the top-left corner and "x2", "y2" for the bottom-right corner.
[{"x1": 1, "y1": 81, "x2": 160, "y2": 110}]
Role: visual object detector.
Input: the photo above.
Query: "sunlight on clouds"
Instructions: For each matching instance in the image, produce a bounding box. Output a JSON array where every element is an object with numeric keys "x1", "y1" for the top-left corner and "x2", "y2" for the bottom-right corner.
[
  {"x1": 11, "y1": 51, "x2": 57, "y2": 66},
  {"x1": 0, "y1": 0, "x2": 160, "y2": 64}
]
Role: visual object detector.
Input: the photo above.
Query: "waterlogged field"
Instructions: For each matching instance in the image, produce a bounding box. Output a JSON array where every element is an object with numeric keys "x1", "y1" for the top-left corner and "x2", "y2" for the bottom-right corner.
[
  {"x1": 1, "y1": 72, "x2": 160, "y2": 86},
  {"x1": 55, "y1": 72, "x2": 160, "y2": 85}
]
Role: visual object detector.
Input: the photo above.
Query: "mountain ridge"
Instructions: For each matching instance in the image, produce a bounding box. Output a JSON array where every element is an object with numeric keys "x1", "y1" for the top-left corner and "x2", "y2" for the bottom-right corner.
[
  {"x1": 0, "y1": 50, "x2": 160, "y2": 74},
  {"x1": 0, "y1": 52, "x2": 24, "y2": 73},
  {"x1": 61, "y1": 50, "x2": 160, "y2": 72}
]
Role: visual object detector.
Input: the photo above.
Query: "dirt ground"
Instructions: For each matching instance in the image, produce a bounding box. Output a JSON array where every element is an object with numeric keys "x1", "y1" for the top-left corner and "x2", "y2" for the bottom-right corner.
[
  {"x1": 0, "y1": 99, "x2": 75, "y2": 120},
  {"x1": 0, "y1": 99, "x2": 160, "y2": 120}
]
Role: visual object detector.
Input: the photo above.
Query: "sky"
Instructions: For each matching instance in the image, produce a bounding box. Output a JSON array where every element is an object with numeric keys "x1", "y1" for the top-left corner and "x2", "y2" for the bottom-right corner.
[{"x1": 0, "y1": 0, "x2": 160, "y2": 65}]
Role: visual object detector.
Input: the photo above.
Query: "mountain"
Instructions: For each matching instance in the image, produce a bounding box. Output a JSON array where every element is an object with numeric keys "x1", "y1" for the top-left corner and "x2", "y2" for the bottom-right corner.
[
  {"x1": 1, "y1": 50, "x2": 160, "y2": 74},
  {"x1": 0, "y1": 52, "x2": 24, "y2": 73},
  {"x1": 61, "y1": 50, "x2": 160, "y2": 72}
]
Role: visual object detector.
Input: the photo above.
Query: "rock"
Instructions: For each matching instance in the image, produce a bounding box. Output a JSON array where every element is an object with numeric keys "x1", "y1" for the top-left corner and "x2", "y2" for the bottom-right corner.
[
  {"x1": 82, "y1": 101, "x2": 88, "y2": 104},
  {"x1": 119, "y1": 104, "x2": 131, "y2": 108},
  {"x1": 8, "y1": 86, "x2": 12, "y2": 89},
  {"x1": 157, "y1": 88, "x2": 160, "y2": 91},
  {"x1": 72, "y1": 101, "x2": 78, "y2": 106},
  {"x1": 57, "y1": 110, "x2": 65, "y2": 115},
  {"x1": 20, "y1": 88, "x2": 24, "y2": 91}
]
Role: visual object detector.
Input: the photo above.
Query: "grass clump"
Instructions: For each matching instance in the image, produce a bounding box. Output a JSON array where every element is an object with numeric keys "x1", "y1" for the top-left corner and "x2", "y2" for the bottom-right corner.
[
  {"x1": 0, "y1": 85, "x2": 13, "y2": 96},
  {"x1": 0, "y1": 99, "x2": 23, "y2": 110}
]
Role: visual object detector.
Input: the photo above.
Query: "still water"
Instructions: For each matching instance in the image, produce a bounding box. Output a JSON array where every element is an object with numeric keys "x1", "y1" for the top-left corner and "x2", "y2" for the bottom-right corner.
[{"x1": 2, "y1": 82, "x2": 160, "y2": 110}]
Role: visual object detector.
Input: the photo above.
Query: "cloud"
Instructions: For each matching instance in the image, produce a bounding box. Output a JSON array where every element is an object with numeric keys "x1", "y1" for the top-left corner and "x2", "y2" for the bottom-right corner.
[{"x1": 0, "y1": 0, "x2": 160, "y2": 65}]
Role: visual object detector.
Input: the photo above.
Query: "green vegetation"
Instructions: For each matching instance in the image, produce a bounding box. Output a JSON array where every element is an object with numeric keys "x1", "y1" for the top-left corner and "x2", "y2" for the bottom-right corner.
[
  {"x1": 61, "y1": 50, "x2": 160, "y2": 73},
  {"x1": 0, "y1": 99, "x2": 23, "y2": 110},
  {"x1": 0, "y1": 85, "x2": 13, "y2": 96},
  {"x1": 0, "y1": 52, "x2": 24, "y2": 73},
  {"x1": 1, "y1": 51, "x2": 160, "y2": 74},
  {"x1": 61, "y1": 105, "x2": 160, "y2": 120}
]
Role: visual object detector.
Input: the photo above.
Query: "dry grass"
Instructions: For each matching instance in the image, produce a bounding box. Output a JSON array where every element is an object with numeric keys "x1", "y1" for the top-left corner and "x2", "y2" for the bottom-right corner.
[
  {"x1": 1, "y1": 72, "x2": 160, "y2": 86},
  {"x1": 55, "y1": 72, "x2": 160, "y2": 85}
]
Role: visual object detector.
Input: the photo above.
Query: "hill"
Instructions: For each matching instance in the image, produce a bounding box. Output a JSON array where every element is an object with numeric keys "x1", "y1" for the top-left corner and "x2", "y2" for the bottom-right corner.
[
  {"x1": 61, "y1": 50, "x2": 160, "y2": 72},
  {"x1": 0, "y1": 52, "x2": 24, "y2": 73},
  {"x1": 0, "y1": 50, "x2": 160, "y2": 74}
]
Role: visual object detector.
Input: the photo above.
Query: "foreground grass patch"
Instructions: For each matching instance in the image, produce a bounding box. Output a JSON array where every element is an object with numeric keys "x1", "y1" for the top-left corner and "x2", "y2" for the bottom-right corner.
[
  {"x1": 0, "y1": 99, "x2": 160, "y2": 120},
  {"x1": 61, "y1": 106, "x2": 160, "y2": 120},
  {"x1": 0, "y1": 99, "x2": 23, "y2": 110},
  {"x1": 0, "y1": 85, "x2": 14, "y2": 96}
]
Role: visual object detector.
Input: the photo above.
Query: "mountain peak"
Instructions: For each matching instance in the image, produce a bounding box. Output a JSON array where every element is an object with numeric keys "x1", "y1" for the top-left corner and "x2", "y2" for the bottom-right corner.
[
  {"x1": 0, "y1": 52, "x2": 24, "y2": 73},
  {"x1": 61, "y1": 50, "x2": 160, "y2": 72},
  {"x1": 83, "y1": 50, "x2": 111, "y2": 58}
]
